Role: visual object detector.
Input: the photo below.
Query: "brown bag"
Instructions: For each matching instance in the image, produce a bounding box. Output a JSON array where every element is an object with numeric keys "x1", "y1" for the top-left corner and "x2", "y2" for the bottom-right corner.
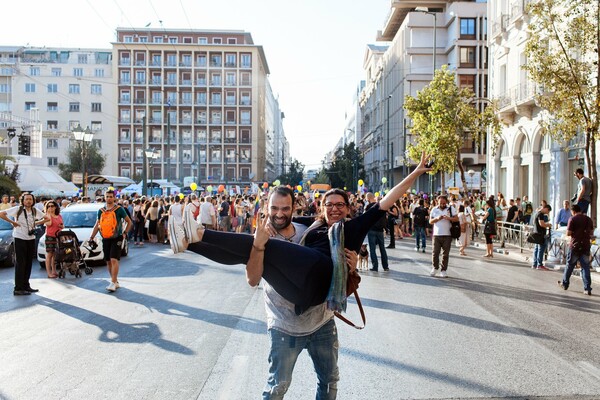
[{"x1": 334, "y1": 270, "x2": 366, "y2": 329}]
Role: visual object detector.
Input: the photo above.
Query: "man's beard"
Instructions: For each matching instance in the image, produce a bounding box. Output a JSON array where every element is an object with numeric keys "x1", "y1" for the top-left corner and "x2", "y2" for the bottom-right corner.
[
  {"x1": 439, "y1": 205, "x2": 447, "y2": 209},
  {"x1": 270, "y1": 214, "x2": 292, "y2": 230}
]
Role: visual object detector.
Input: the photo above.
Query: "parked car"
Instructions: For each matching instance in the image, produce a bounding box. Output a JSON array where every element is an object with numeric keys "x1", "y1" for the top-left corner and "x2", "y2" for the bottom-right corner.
[
  {"x1": 37, "y1": 203, "x2": 128, "y2": 268},
  {"x1": 0, "y1": 219, "x2": 16, "y2": 268}
]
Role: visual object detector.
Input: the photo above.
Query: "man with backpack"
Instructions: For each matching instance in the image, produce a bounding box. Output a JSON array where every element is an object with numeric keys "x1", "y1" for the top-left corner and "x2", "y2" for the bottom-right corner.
[
  {"x1": 0, "y1": 193, "x2": 49, "y2": 295},
  {"x1": 89, "y1": 190, "x2": 132, "y2": 292}
]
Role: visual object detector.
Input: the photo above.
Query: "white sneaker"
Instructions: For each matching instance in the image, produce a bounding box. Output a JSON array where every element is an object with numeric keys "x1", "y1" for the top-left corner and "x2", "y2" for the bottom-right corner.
[
  {"x1": 439, "y1": 270, "x2": 448, "y2": 278},
  {"x1": 106, "y1": 281, "x2": 117, "y2": 292},
  {"x1": 429, "y1": 268, "x2": 437, "y2": 277}
]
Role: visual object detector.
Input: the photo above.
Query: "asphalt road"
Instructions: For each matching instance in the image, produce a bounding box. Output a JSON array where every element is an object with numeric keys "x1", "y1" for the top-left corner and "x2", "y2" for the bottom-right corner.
[{"x1": 0, "y1": 238, "x2": 599, "y2": 400}]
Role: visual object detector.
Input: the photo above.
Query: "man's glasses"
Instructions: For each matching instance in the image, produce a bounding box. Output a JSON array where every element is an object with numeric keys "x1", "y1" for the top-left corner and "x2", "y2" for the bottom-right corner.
[{"x1": 324, "y1": 202, "x2": 347, "y2": 210}]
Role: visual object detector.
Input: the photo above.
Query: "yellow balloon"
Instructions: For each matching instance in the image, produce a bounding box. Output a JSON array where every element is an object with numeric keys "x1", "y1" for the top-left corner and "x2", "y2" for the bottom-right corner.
[
  {"x1": 190, "y1": 182, "x2": 197, "y2": 191},
  {"x1": 358, "y1": 179, "x2": 364, "y2": 186},
  {"x1": 178, "y1": 193, "x2": 184, "y2": 199},
  {"x1": 375, "y1": 192, "x2": 380, "y2": 197},
  {"x1": 108, "y1": 186, "x2": 115, "y2": 191},
  {"x1": 297, "y1": 185, "x2": 303, "y2": 192},
  {"x1": 315, "y1": 192, "x2": 320, "y2": 198}
]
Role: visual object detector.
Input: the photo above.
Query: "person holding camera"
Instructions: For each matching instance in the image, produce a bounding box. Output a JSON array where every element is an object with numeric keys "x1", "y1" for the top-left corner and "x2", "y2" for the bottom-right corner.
[{"x1": 0, "y1": 193, "x2": 49, "y2": 295}]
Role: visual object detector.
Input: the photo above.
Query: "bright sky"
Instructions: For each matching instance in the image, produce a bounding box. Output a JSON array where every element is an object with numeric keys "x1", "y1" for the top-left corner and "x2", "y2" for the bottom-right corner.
[{"x1": 1, "y1": 0, "x2": 390, "y2": 170}]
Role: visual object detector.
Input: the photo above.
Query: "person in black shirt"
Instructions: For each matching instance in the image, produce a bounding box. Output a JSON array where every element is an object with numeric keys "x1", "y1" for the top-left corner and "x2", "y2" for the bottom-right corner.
[
  {"x1": 412, "y1": 199, "x2": 429, "y2": 252},
  {"x1": 366, "y1": 192, "x2": 389, "y2": 271},
  {"x1": 501, "y1": 199, "x2": 519, "y2": 248}
]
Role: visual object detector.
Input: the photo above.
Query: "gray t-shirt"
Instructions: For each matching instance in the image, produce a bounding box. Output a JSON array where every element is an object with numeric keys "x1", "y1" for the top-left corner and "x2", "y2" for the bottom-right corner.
[
  {"x1": 578, "y1": 176, "x2": 592, "y2": 202},
  {"x1": 263, "y1": 222, "x2": 334, "y2": 336}
]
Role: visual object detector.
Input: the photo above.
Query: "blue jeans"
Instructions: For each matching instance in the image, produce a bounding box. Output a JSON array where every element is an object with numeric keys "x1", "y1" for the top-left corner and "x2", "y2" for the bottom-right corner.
[
  {"x1": 562, "y1": 248, "x2": 592, "y2": 291},
  {"x1": 367, "y1": 230, "x2": 389, "y2": 270},
  {"x1": 414, "y1": 226, "x2": 426, "y2": 250},
  {"x1": 263, "y1": 319, "x2": 339, "y2": 400},
  {"x1": 533, "y1": 241, "x2": 547, "y2": 267},
  {"x1": 577, "y1": 199, "x2": 590, "y2": 214}
]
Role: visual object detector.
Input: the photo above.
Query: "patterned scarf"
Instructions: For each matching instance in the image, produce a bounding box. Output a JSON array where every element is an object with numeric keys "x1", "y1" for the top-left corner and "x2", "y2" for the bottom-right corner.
[{"x1": 326, "y1": 221, "x2": 348, "y2": 312}]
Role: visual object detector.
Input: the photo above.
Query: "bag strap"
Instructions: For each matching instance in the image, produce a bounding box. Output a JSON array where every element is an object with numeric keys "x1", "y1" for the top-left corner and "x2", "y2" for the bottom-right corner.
[{"x1": 334, "y1": 290, "x2": 366, "y2": 330}]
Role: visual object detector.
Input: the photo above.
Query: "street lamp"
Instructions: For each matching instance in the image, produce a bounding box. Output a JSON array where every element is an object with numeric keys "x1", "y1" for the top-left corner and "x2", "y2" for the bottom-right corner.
[
  {"x1": 145, "y1": 148, "x2": 159, "y2": 197},
  {"x1": 467, "y1": 169, "x2": 475, "y2": 193},
  {"x1": 72, "y1": 124, "x2": 94, "y2": 197}
]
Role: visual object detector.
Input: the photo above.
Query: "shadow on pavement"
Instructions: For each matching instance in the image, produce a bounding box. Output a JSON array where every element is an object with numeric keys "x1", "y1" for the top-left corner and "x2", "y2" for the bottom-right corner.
[
  {"x1": 357, "y1": 295, "x2": 553, "y2": 340},
  {"x1": 38, "y1": 297, "x2": 195, "y2": 355},
  {"x1": 341, "y1": 347, "x2": 518, "y2": 398}
]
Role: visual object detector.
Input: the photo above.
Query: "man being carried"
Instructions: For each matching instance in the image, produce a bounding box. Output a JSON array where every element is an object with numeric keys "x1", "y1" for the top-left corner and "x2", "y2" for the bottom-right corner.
[{"x1": 89, "y1": 190, "x2": 132, "y2": 292}]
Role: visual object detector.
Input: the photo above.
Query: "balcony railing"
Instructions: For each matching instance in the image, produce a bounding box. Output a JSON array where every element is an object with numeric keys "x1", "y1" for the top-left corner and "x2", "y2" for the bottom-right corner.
[{"x1": 120, "y1": 59, "x2": 131, "y2": 66}]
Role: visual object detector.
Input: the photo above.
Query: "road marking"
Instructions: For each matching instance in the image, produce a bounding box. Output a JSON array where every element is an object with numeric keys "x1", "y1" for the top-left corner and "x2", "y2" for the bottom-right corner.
[{"x1": 578, "y1": 361, "x2": 600, "y2": 381}]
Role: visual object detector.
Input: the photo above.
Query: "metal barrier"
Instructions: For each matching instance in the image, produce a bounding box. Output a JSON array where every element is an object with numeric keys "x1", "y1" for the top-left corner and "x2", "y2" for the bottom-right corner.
[{"x1": 473, "y1": 220, "x2": 535, "y2": 253}]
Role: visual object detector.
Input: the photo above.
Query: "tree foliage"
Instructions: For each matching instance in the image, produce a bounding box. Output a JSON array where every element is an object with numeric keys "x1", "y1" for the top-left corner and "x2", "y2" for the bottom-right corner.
[
  {"x1": 58, "y1": 143, "x2": 106, "y2": 182},
  {"x1": 524, "y1": 0, "x2": 599, "y2": 223},
  {"x1": 0, "y1": 155, "x2": 20, "y2": 196},
  {"x1": 404, "y1": 66, "x2": 500, "y2": 194},
  {"x1": 322, "y1": 142, "x2": 364, "y2": 190},
  {"x1": 277, "y1": 158, "x2": 305, "y2": 186}
]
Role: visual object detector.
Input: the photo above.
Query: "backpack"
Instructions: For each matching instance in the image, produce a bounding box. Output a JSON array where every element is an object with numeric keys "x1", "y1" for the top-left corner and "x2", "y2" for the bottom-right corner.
[
  {"x1": 413, "y1": 207, "x2": 427, "y2": 227},
  {"x1": 99, "y1": 205, "x2": 121, "y2": 239},
  {"x1": 524, "y1": 202, "x2": 533, "y2": 215}
]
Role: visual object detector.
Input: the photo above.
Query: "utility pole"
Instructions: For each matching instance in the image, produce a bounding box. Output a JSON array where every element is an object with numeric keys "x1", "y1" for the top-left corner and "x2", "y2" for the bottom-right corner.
[{"x1": 142, "y1": 116, "x2": 147, "y2": 196}]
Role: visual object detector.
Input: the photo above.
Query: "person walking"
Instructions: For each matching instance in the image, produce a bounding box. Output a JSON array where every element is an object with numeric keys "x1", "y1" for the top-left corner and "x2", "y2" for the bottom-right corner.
[
  {"x1": 199, "y1": 195, "x2": 216, "y2": 229},
  {"x1": 458, "y1": 204, "x2": 469, "y2": 256},
  {"x1": 246, "y1": 186, "x2": 358, "y2": 399},
  {"x1": 573, "y1": 168, "x2": 592, "y2": 214},
  {"x1": 532, "y1": 204, "x2": 552, "y2": 270},
  {"x1": 88, "y1": 190, "x2": 132, "y2": 292},
  {"x1": 412, "y1": 199, "x2": 428, "y2": 253},
  {"x1": 428, "y1": 195, "x2": 458, "y2": 278},
  {"x1": 0, "y1": 193, "x2": 48, "y2": 295},
  {"x1": 365, "y1": 192, "x2": 390, "y2": 272},
  {"x1": 558, "y1": 204, "x2": 593, "y2": 295}
]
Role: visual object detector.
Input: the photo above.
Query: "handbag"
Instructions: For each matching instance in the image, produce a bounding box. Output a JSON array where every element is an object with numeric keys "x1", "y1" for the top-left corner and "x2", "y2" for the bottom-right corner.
[
  {"x1": 144, "y1": 219, "x2": 150, "y2": 229},
  {"x1": 334, "y1": 270, "x2": 365, "y2": 330},
  {"x1": 449, "y1": 207, "x2": 461, "y2": 239}
]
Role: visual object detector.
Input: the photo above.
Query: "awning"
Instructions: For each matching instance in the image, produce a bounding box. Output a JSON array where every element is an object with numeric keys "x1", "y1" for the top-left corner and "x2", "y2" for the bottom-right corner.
[{"x1": 87, "y1": 175, "x2": 136, "y2": 187}]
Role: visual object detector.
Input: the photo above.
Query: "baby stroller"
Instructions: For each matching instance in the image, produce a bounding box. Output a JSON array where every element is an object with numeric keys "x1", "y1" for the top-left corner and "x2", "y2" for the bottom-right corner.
[{"x1": 55, "y1": 230, "x2": 93, "y2": 278}]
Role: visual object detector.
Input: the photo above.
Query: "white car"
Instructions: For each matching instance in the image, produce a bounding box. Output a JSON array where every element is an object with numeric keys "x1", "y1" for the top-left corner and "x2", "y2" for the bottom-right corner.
[{"x1": 37, "y1": 203, "x2": 129, "y2": 268}]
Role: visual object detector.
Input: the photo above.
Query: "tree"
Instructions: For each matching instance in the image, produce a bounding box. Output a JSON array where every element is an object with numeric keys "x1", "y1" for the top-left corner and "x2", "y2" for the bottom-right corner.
[
  {"x1": 0, "y1": 155, "x2": 20, "y2": 196},
  {"x1": 322, "y1": 142, "x2": 364, "y2": 191},
  {"x1": 58, "y1": 143, "x2": 106, "y2": 182},
  {"x1": 277, "y1": 158, "x2": 305, "y2": 186},
  {"x1": 404, "y1": 66, "x2": 500, "y2": 195},
  {"x1": 524, "y1": 0, "x2": 599, "y2": 224}
]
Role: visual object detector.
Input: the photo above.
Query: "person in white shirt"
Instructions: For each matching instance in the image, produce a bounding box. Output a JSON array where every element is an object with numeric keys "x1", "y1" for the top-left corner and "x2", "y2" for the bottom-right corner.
[
  {"x1": 428, "y1": 195, "x2": 459, "y2": 278},
  {"x1": 199, "y1": 196, "x2": 216, "y2": 229},
  {"x1": 0, "y1": 193, "x2": 49, "y2": 295}
]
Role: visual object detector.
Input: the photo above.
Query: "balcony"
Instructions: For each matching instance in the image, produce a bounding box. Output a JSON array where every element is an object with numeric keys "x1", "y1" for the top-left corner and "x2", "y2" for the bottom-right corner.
[
  {"x1": 149, "y1": 117, "x2": 162, "y2": 123},
  {"x1": 210, "y1": 61, "x2": 222, "y2": 68},
  {"x1": 151, "y1": 78, "x2": 162, "y2": 85},
  {"x1": 224, "y1": 62, "x2": 236, "y2": 68},
  {"x1": 119, "y1": 79, "x2": 131, "y2": 84},
  {"x1": 135, "y1": 79, "x2": 146, "y2": 85},
  {"x1": 181, "y1": 79, "x2": 192, "y2": 86},
  {"x1": 134, "y1": 98, "x2": 146, "y2": 104},
  {"x1": 496, "y1": 81, "x2": 542, "y2": 124},
  {"x1": 210, "y1": 157, "x2": 222, "y2": 163},
  {"x1": 135, "y1": 60, "x2": 146, "y2": 66},
  {"x1": 491, "y1": 14, "x2": 509, "y2": 43},
  {"x1": 119, "y1": 156, "x2": 131, "y2": 162},
  {"x1": 119, "y1": 98, "x2": 131, "y2": 104},
  {"x1": 120, "y1": 59, "x2": 131, "y2": 66}
]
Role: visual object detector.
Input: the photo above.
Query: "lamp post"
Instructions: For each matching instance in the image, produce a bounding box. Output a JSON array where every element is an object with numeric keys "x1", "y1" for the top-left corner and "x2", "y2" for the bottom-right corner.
[
  {"x1": 384, "y1": 95, "x2": 392, "y2": 188},
  {"x1": 72, "y1": 124, "x2": 94, "y2": 198},
  {"x1": 145, "y1": 148, "x2": 159, "y2": 197}
]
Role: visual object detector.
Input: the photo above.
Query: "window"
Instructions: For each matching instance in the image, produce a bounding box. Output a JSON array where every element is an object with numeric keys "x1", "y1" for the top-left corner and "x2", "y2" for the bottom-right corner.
[
  {"x1": 197, "y1": 54, "x2": 207, "y2": 67},
  {"x1": 240, "y1": 91, "x2": 251, "y2": 105},
  {"x1": 183, "y1": 37, "x2": 192, "y2": 44},
  {"x1": 48, "y1": 157, "x2": 58, "y2": 167},
  {"x1": 460, "y1": 18, "x2": 476, "y2": 38},
  {"x1": 51, "y1": 68, "x2": 62, "y2": 77},
  {"x1": 120, "y1": 71, "x2": 130, "y2": 84},
  {"x1": 25, "y1": 102, "x2": 36, "y2": 111},
  {"x1": 210, "y1": 54, "x2": 222, "y2": 67},
  {"x1": 91, "y1": 84, "x2": 102, "y2": 95},
  {"x1": 139, "y1": 36, "x2": 148, "y2": 43},
  {"x1": 92, "y1": 139, "x2": 102, "y2": 149},
  {"x1": 47, "y1": 122, "x2": 58, "y2": 131},
  {"x1": 459, "y1": 75, "x2": 475, "y2": 91},
  {"x1": 227, "y1": 38, "x2": 237, "y2": 45},
  {"x1": 240, "y1": 110, "x2": 251, "y2": 124},
  {"x1": 225, "y1": 91, "x2": 236, "y2": 105},
  {"x1": 69, "y1": 102, "x2": 80, "y2": 112},
  {"x1": 121, "y1": 167, "x2": 131, "y2": 178},
  {"x1": 91, "y1": 103, "x2": 102, "y2": 112},
  {"x1": 30, "y1": 67, "x2": 40, "y2": 76},
  {"x1": 73, "y1": 68, "x2": 83, "y2": 77},
  {"x1": 78, "y1": 54, "x2": 88, "y2": 64},
  {"x1": 153, "y1": 36, "x2": 164, "y2": 43},
  {"x1": 25, "y1": 83, "x2": 36, "y2": 93},
  {"x1": 459, "y1": 47, "x2": 476, "y2": 67},
  {"x1": 169, "y1": 37, "x2": 178, "y2": 44},
  {"x1": 94, "y1": 68, "x2": 105, "y2": 77},
  {"x1": 47, "y1": 138, "x2": 58, "y2": 148},
  {"x1": 91, "y1": 121, "x2": 102, "y2": 132},
  {"x1": 241, "y1": 54, "x2": 251, "y2": 68},
  {"x1": 198, "y1": 37, "x2": 208, "y2": 44},
  {"x1": 136, "y1": 71, "x2": 146, "y2": 84},
  {"x1": 69, "y1": 84, "x2": 80, "y2": 94},
  {"x1": 213, "y1": 38, "x2": 222, "y2": 44},
  {"x1": 225, "y1": 72, "x2": 236, "y2": 86},
  {"x1": 0, "y1": 84, "x2": 9, "y2": 93},
  {"x1": 47, "y1": 83, "x2": 58, "y2": 93},
  {"x1": 225, "y1": 53, "x2": 236, "y2": 67},
  {"x1": 47, "y1": 102, "x2": 58, "y2": 112},
  {"x1": 124, "y1": 36, "x2": 133, "y2": 43}
]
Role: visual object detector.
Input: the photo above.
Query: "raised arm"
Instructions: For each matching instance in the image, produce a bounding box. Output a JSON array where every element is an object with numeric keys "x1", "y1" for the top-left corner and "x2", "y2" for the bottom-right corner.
[{"x1": 380, "y1": 152, "x2": 432, "y2": 211}]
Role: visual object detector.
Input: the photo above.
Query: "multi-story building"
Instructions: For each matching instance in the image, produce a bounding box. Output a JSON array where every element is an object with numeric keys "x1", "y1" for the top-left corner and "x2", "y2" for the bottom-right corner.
[
  {"x1": 486, "y1": 0, "x2": 593, "y2": 216},
  {"x1": 114, "y1": 28, "x2": 275, "y2": 188},
  {"x1": 1, "y1": 46, "x2": 116, "y2": 174},
  {"x1": 358, "y1": 0, "x2": 488, "y2": 193}
]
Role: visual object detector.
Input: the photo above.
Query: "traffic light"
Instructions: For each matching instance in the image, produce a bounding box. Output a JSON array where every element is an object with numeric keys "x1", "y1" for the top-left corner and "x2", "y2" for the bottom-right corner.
[{"x1": 17, "y1": 135, "x2": 31, "y2": 156}]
